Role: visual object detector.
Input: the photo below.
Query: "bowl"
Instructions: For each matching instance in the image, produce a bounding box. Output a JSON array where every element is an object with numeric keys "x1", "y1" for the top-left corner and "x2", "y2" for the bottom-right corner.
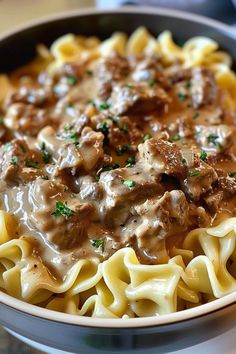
[{"x1": 0, "y1": 7, "x2": 236, "y2": 354}]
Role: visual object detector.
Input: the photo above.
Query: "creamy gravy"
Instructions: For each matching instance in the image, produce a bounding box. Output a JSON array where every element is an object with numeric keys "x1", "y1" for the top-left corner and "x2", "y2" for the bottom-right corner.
[{"x1": 0, "y1": 53, "x2": 235, "y2": 279}]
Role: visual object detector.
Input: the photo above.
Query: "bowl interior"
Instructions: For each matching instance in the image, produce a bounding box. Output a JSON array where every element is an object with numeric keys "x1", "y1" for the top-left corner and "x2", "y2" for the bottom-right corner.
[{"x1": 0, "y1": 7, "x2": 236, "y2": 329}]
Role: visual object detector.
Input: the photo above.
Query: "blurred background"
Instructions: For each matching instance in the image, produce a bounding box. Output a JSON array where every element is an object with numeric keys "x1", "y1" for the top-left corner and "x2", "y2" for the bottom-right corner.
[{"x1": 0, "y1": 0, "x2": 236, "y2": 33}]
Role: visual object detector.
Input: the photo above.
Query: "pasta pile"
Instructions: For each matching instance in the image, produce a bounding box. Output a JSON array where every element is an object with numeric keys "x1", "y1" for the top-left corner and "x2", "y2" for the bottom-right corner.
[{"x1": 0, "y1": 211, "x2": 236, "y2": 318}]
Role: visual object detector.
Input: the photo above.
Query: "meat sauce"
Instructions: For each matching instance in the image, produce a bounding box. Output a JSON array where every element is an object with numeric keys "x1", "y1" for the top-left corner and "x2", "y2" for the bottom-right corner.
[{"x1": 0, "y1": 53, "x2": 235, "y2": 279}]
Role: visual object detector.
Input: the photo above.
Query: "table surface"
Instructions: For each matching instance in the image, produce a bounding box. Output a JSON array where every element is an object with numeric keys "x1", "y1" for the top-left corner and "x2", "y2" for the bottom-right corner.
[{"x1": 0, "y1": 0, "x2": 236, "y2": 353}]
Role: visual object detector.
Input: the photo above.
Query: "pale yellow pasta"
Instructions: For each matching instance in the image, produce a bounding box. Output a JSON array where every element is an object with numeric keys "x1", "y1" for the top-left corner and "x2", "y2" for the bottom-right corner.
[
  {"x1": 0, "y1": 75, "x2": 14, "y2": 103},
  {"x1": 0, "y1": 211, "x2": 236, "y2": 318}
]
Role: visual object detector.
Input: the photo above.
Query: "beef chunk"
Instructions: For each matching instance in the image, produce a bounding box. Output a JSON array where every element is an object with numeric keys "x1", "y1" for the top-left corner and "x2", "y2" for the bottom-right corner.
[
  {"x1": 165, "y1": 66, "x2": 191, "y2": 84},
  {"x1": 29, "y1": 179, "x2": 95, "y2": 250},
  {"x1": 195, "y1": 124, "x2": 234, "y2": 153},
  {"x1": 6, "y1": 86, "x2": 53, "y2": 107},
  {"x1": 0, "y1": 139, "x2": 41, "y2": 185},
  {"x1": 96, "y1": 54, "x2": 129, "y2": 100},
  {"x1": 134, "y1": 190, "x2": 189, "y2": 240},
  {"x1": 191, "y1": 68, "x2": 217, "y2": 109},
  {"x1": 4, "y1": 103, "x2": 55, "y2": 136},
  {"x1": 217, "y1": 176, "x2": 236, "y2": 197},
  {"x1": 131, "y1": 55, "x2": 169, "y2": 87},
  {"x1": 182, "y1": 157, "x2": 217, "y2": 200},
  {"x1": 111, "y1": 83, "x2": 170, "y2": 115},
  {"x1": 138, "y1": 138, "x2": 187, "y2": 177},
  {"x1": 204, "y1": 191, "x2": 224, "y2": 214},
  {"x1": 78, "y1": 127, "x2": 104, "y2": 171}
]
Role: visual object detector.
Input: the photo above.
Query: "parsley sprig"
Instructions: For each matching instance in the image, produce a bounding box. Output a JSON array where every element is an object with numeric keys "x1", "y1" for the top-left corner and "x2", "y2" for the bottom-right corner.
[
  {"x1": 51, "y1": 201, "x2": 74, "y2": 218},
  {"x1": 91, "y1": 239, "x2": 105, "y2": 252},
  {"x1": 40, "y1": 142, "x2": 52, "y2": 164}
]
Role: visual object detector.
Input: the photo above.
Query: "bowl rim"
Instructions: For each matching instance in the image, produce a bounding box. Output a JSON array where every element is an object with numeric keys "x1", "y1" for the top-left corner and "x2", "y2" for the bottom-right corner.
[{"x1": 0, "y1": 5, "x2": 236, "y2": 329}]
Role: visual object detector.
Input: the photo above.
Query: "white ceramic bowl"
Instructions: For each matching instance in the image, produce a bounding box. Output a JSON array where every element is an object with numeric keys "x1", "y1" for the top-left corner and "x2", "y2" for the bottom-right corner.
[{"x1": 0, "y1": 7, "x2": 236, "y2": 354}]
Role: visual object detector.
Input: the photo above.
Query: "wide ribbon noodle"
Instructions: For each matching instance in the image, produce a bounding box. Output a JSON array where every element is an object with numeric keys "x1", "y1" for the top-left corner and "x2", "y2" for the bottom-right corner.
[{"x1": 0, "y1": 211, "x2": 235, "y2": 318}]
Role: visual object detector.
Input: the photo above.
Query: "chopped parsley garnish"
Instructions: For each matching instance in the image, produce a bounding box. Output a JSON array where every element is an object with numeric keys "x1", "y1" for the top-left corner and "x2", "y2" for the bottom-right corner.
[
  {"x1": 11, "y1": 156, "x2": 18, "y2": 166},
  {"x1": 94, "y1": 175, "x2": 100, "y2": 182},
  {"x1": 189, "y1": 170, "x2": 200, "y2": 177},
  {"x1": 192, "y1": 112, "x2": 199, "y2": 120},
  {"x1": 87, "y1": 99, "x2": 96, "y2": 106},
  {"x1": 42, "y1": 175, "x2": 49, "y2": 180},
  {"x1": 122, "y1": 179, "x2": 136, "y2": 188},
  {"x1": 98, "y1": 121, "x2": 109, "y2": 135},
  {"x1": 182, "y1": 140, "x2": 188, "y2": 145},
  {"x1": 182, "y1": 158, "x2": 187, "y2": 165},
  {"x1": 229, "y1": 171, "x2": 236, "y2": 178},
  {"x1": 70, "y1": 193, "x2": 76, "y2": 199},
  {"x1": 177, "y1": 92, "x2": 188, "y2": 101},
  {"x1": 99, "y1": 102, "x2": 110, "y2": 110},
  {"x1": 120, "y1": 124, "x2": 128, "y2": 134},
  {"x1": 200, "y1": 150, "x2": 207, "y2": 161},
  {"x1": 116, "y1": 144, "x2": 131, "y2": 156},
  {"x1": 66, "y1": 102, "x2": 73, "y2": 109},
  {"x1": 101, "y1": 163, "x2": 120, "y2": 172},
  {"x1": 67, "y1": 131, "x2": 80, "y2": 146},
  {"x1": 126, "y1": 156, "x2": 136, "y2": 167},
  {"x1": 51, "y1": 201, "x2": 74, "y2": 218},
  {"x1": 171, "y1": 134, "x2": 180, "y2": 142},
  {"x1": 86, "y1": 70, "x2": 93, "y2": 76},
  {"x1": 185, "y1": 81, "x2": 192, "y2": 90},
  {"x1": 67, "y1": 75, "x2": 77, "y2": 86},
  {"x1": 125, "y1": 83, "x2": 134, "y2": 88},
  {"x1": 4, "y1": 142, "x2": 12, "y2": 152},
  {"x1": 91, "y1": 239, "x2": 105, "y2": 252},
  {"x1": 207, "y1": 134, "x2": 221, "y2": 149},
  {"x1": 25, "y1": 159, "x2": 39, "y2": 169},
  {"x1": 40, "y1": 142, "x2": 52, "y2": 164},
  {"x1": 0, "y1": 116, "x2": 4, "y2": 124},
  {"x1": 143, "y1": 133, "x2": 152, "y2": 142},
  {"x1": 149, "y1": 80, "x2": 156, "y2": 87},
  {"x1": 64, "y1": 123, "x2": 74, "y2": 131}
]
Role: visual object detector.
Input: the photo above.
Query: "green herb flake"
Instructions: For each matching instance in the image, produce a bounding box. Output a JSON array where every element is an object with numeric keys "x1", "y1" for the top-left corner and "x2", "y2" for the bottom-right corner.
[
  {"x1": 143, "y1": 133, "x2": 152, "y2": 142},
  {"x1": 192, "y1": 112, "x2": 199, "y2": 120},
  {"x1": 207, "y1": 134, "x2": 221, "y2": 149},
  {"x1": 94, "y1": 175, "x2": 100, "y2": 182},
  {"x1": 182, "y1": 158, "x2": 187, "y2": 165},
  {"x1": 171, "y1": 134, "x2": 180, "y2": 142},
  {"x1": 149, "y1": 81, "x2": 156, "y2": 87},
  {"x1": 67, "y1": 131, "x2": 80, "y2": 146},
  {"x1": 64, "y1": 123, "x2": 74, "y2": 131},
  {"x1": 0, "y1": 116, "x2": 4, "y2": 124},
  {"x1": 91, "y1": 239, "x2": 105, "y2": 252},
  {"x1": 67, "y1": 75, "x2": 77, "y2": 86},
  {"x1": 11, "y1": 156, "x2": 18, "y2": 166},
  {"x1": 101, "y1": 163, "x2": 120, "y2": 172},
  {"x1": 40, "y1": 142, "x2": 52, "y2": 164},
  {"x1": 42, "y1": 175, "x2": 49, "y2": 180},
  {"x1": 120, "y1": 124, "x2": 128, "y2": 134},
  {"x1": 66, "y1": 102, "x2": 73, "y2": 109},
  {"x1": 125, "y1": 83, "x2": 134, "y2": 88},
  {"x1": 182, "y1": 140, "x2": 188, "y2": 145},
  {"x1": 25, "y1": 159, "x2": 39, "y2": 169},
  {"x1": 189, "y1": 170, "x2": 200, "y2": 177},
  {"x1": 116, "y1": 144, "x2": 131, "y2": 156},
  {"x1": 70, "y1": 193, "x2": 76, "y2": 199},
  {"x1": 86, "y1": 70, "x2": 93, "y2": 76},
  {"x1": 229, "y1": 171, "x2": 236, "y2": 178},
  {"x1": 185, "y1": 81, "x2": 192, "y2": 90},
  {"x1": 98, "y1": 121, "x2": 109, "y2": 135},
  {"x1": 177, "y1": 92, "x2": 188, "y2": 101},
  {"x1": 200, "y1": 150, "x2": 207, "y2": 161},
  {"x1": 122, "y1": 179, "x2": 136, "y2": 189},
  {"x1": 51, "y1": 201, "x2": 74, "y2": 218},
  {"x1": 126, "y1": 156, "x2": 136, "y2": 168},
  {"x1": 99, "y1": 102, "x2": 110, "y2": 110},
  {"x1": 4, "y1": 142, "x2": 12, "y2": 152}
]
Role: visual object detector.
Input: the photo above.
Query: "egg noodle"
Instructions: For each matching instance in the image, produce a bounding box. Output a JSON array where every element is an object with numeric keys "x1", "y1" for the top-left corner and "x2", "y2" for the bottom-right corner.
[{"x1": 0, "y1": 28, "x2": 236, "y2": 318}]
